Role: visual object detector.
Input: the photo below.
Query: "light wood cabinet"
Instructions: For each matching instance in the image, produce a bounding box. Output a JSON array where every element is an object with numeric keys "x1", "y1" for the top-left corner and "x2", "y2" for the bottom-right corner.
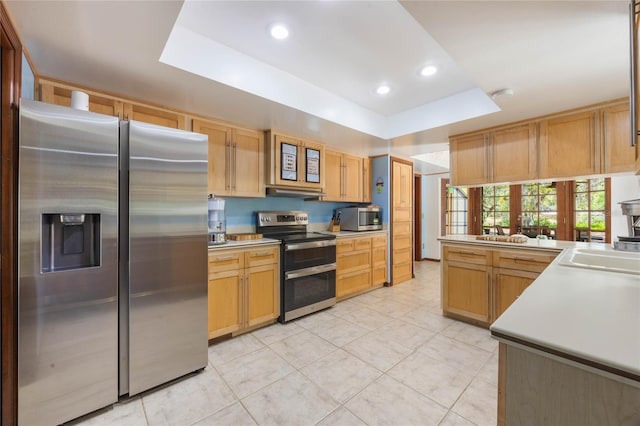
[
  {"x1": 391, "y1": 159, "x2": 413, "y2": 285},
  {"x1": 491, "y1": 123, "x2": 537, "y2": 182},
  {"x1": 449, "y1": 133, "x2": 488, "y2": 187},
  {"x1": 601, "y1": 103, "x2": 635, "y2": 173},
  {"x1": 193, "y1": 119, "x2": 264, "y2": 197},
  {"x1": 323, "y1": 149, "x2": 363, "y2": 202},
  {"x1": 208, "y1": 245, "x2": 279, "y2": 339},
  {"x1": 363, "y1": 157, "x2": 372, "y2": 203},
  {"x1": 371, "y1": 234, "x2": 387, "y2": 286},
  {"x1": 336, "y1": 233, "x2": 387, "y2": 300},
  {"x1": 39, "y1": 79, "x2": 187, "y2": 129},
  {"x1": 442, "y1": 242, "x2": 557, "y2": 326},
  {"x1": 265, "y1": 131, "x2": 324, "y2": 190},
  {"x1": 539, "y1": 111, "x2": 598, "y2": 179}
]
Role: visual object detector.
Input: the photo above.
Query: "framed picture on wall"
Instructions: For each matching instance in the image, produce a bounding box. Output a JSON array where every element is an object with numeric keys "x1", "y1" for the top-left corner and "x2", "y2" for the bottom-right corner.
[
  {"x1": 281, "y1": 143, "x2": 297, "y2": 181},
  {"x1": 305, "y1": 148, "x2": 320, "y2": 183}
]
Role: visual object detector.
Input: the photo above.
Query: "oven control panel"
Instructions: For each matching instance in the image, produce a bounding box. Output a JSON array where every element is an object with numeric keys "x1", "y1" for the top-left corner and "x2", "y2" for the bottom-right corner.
[{"x1": 257, "y1": 211, "x2": 309, "y2": 226}]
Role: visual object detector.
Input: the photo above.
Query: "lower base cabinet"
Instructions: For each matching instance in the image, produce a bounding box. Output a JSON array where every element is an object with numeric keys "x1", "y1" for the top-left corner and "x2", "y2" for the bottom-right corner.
[
  {"x1": 336, "y1": 233, "x2": 387, "y2": 300},
  {"x1": 441, "y1": 242, "x2": 558, "y2": 326},
  {"x1": 208, "y1": 245, "x2": 279, "y2": 339}
]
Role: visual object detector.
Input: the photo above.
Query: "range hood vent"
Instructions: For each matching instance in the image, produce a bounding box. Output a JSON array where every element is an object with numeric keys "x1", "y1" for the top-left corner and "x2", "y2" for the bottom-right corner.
[{"x1": 266, "y1": 187, "x2": 325, "y2": 200}]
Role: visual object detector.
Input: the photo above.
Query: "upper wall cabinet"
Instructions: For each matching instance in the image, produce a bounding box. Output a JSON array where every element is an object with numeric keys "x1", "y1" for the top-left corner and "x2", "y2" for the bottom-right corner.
[
  {"x1": 539, "y1": 110, "x2": 598, "y2": 179},
  {"x1": 601, "y1": 103, "x2": 636, "y2": 174},
  {"x1": 491, "y1": 123, "x2": 537, "y2": 183},
  {"x1": 265, "y1": 131, "x2": 324, "y2": 190},
  {"x1": 323, "y1": 149, "x2": 363, "y2": 202},
  {"x1": 449, "y1": 133, "x2": 489, "y2": 187},
  {"x1": 193, "y1": 119, "x2": 264, "y2": 198},
  {"x1": 39, "y1": 79, "x2": 187, "y2": 130},
  {"x1": 362, "y1": 157, "x2": 372, "y2": 203}
]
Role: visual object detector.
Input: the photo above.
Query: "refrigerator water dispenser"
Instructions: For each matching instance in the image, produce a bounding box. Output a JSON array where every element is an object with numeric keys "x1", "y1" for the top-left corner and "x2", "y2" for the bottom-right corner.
[{"x1": 41, "y1": 213, "x2": 101, "y2": 272}]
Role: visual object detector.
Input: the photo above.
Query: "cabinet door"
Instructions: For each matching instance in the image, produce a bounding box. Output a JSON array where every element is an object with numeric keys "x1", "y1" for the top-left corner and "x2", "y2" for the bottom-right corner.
[
  {"x1": 493, "y1": 269, "x2": 538, "y2": 320},
  {"x1": 40, "y1": 82, "x2": 124, "y2": 118},
  {"x1": 450, "y1": 133, "x2": 488, "y2": 186},
  {"x1": 123, "y1": 103, "x2": 186, "y2": 129},
  {"x1": 442, "y1": 261, "x2": 491, "y2": 323},
  {"x1": 246, "y1": 263, "x2": 279, "y2": 328},
  {"x1": 491, "y1": 124, "x2": 537, "y2": 182},
  {"x1": 539, "y1": 111, "x2": 597, "y2": 178},
  {"x1": 362, "y1": 157, "x2": 372, "y2": 203},
  {"x1": 371, "y1": 236, "x2": 387, "y2": 286},
  {"x1": 300, "y1": 140, "x2": 324, "y2": 189},
  {"x1": 343, "y1": 153, "x2": 362, "y2": 202},
  {"x1": 273, "y1": 134, "x2": 301, "y2": 186},
  {"x1": 323, "y1": 149, "x2": 343, "y2": 201},
  {"x1": 208, "y1": 269, "x2": 243, "y2": 339},
  {"x1": 602, "y1": 103, "x2": 635, "y2": 173},
  {"x1": 337, "y1": 269, "x2": 371, "y2": 299},
  {"x1": 232, "y1": 128, "x2": 264, "y2": 197},
  {"x1": 193, "y1": 119, "x2": 231, "y2": 196}
]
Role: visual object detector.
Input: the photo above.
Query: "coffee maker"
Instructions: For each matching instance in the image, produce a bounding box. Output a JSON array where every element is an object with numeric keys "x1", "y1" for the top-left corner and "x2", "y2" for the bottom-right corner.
[
  {"x1": 614, "y1": 199, "x2": 640, "y2": 252},
  {"x1": 208, "y1": 194, "x2": 227, "y2": 245}
]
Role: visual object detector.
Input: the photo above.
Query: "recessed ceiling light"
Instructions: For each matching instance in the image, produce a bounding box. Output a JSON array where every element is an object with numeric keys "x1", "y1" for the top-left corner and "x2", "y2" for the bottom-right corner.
[
  {"x1": 420, "y1": 65, "x2": 438, "y2": 77},
  {"x1": 270, "y1": 24, "x2": 289, "y2": 40},
  {"x1": 376, "y1": 85, "x2": 390, "y2": 95}
]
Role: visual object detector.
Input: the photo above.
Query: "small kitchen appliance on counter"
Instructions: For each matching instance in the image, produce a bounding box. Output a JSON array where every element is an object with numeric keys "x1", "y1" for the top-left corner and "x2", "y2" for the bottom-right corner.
[
  {"x1": 256, "y1": 211, "x2": 336, "y2": 323},
  {"x1": 614, "y1": 199, "x2": 640, "y2": 252},
  {"x1": 208, "y1": 194, "x2": 227, "y2": 245},
  {"x1": 337, "y1": 206, "x2": 382, "y2": 231}
]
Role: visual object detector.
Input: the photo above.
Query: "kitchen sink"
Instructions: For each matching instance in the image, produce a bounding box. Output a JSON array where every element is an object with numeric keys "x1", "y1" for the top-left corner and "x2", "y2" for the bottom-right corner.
[{"x1": 557, "y1": 248, "x2": 640, "y2": 275}]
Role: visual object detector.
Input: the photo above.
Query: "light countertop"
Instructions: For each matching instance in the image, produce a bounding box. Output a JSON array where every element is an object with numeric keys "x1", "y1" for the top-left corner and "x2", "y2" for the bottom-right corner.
[
  {"x1": 439, "y1": 234, "x2": 595, "y2": 252},
  {"x1": 490, "y1": 247, "x2": 640, "y2": 382},
  {"x1": 320, "y1": 229, "x2": 388, "y2": 238},
  {"x1": 208, "y1": 238, "x2": 280, "y2": 250}
]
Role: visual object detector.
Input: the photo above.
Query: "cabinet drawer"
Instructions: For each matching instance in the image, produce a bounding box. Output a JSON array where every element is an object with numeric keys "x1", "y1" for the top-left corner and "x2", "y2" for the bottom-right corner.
[
  {"x1": 209, "y1": 250, "x2": 244, "y2": 274},
  {"x1": 393, "y1": 222, "x2": 411, "y2": 236},
  {"x1": 393, "y1": 247, "x2": 413, "y2": 264},
  {"x1": 338, "y1": 250, "x2": 371, "y2": 272},
  {"x1": 372, "y1": 246, "x2": 386, "y2": 264},
  {"x1": 245, "y1": 246, "x2": 279, "y2": 268},
  {"x1": 443, "y1": 245, "x2": 491, "y2": 265},
  {"x1": 372, "y1": 234, "x2": 387, "y2": 247},
  {"x1": 337, "y1": 269, "x2": 371, "y2": 298},
  {"x1": 393, "y1": 234, "x2": 411, "y2": 250},
  {"x1": 493, "y1": 250, "x2": 557, "y2": 273},
  {"x1": 393, "y1": 262, "x2": 412, "y2": 283},
  {"x1": 336, "y1": 239, "x2": 355, "y2": 253},
  {"x1": 353, "y1": 238, "x2": 371, "y2": 251}
]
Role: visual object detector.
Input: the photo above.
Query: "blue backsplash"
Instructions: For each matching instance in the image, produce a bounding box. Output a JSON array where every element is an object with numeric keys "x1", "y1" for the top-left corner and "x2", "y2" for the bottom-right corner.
[{"x1": 224, "y1": 197, "x2": 365, "y2": 228}]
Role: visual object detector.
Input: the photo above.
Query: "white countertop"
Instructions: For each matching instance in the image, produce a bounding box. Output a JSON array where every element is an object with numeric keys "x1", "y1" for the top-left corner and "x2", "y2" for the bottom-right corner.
[
  {"x1": 208, "y1": 238, "x2": 280, "y2": 250},
  {"x1": 490, "y1": 248, "x2": 640, "y2": 381},
  {"x1": 439, "y1": 234, "x2": 593, "y2": 252},
  {"x1": 320, "y1": 229, "x2": 388, "y2": 238}
]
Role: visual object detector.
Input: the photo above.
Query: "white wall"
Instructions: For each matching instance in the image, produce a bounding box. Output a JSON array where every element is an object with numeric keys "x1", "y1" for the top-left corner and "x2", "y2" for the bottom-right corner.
[
  {"x1": 610, "y1": 174, "x2": 640, "y2": 241},
  {"x1": 420, "y1": 174, "x2": 447, "y2": 260}
]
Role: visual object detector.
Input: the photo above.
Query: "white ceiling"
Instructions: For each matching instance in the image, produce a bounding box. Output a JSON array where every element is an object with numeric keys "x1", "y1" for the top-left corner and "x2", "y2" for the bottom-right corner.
[{"x1": 4, "y1": 0, "x2": 630, "y2": 174}]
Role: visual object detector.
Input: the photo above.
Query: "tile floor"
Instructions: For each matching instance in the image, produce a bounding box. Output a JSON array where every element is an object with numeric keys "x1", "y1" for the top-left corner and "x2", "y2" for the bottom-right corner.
[{"x1": 72, "y1": 261, "x2": 499, "y2": 426}]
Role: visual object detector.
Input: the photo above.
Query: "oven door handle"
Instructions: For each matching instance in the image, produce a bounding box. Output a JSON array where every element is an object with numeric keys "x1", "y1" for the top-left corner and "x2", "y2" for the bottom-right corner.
[
  {"x1": 285, "y1": 263, "x2": 336, "y2": 280},
  {"x1": 284, "y1": 239, "x2": 336, "y2": 251}
]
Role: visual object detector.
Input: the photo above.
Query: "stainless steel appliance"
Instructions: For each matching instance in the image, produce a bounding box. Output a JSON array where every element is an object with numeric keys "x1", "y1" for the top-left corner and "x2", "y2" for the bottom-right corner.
[
  {"x1": 18, "y1": 99, "x2": 208, "y2": 425},
  {"x1": 614, "y1": 198, "x2": 640, "y2": 252},
  {"x1": 256, "y1": 211, "x2": 336, "y2": 323},
  {"x1": 337, "y1": 206, "x2": 383, "y2": 231}
]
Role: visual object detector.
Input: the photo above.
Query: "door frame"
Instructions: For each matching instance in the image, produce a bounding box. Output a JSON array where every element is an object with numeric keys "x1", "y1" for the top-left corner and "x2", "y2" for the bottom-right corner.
[
  {"x1": 0, "y1": 2, "x2": 22, "y2": 424},
  {"x1": 414, "y1": 174, "x2": 422, "y2": 260}
]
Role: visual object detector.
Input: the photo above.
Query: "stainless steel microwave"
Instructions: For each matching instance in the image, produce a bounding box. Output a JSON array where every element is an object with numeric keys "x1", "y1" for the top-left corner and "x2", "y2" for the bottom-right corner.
[{"x1": 338, "y1": 207, "x2": 382, "y2": 231}]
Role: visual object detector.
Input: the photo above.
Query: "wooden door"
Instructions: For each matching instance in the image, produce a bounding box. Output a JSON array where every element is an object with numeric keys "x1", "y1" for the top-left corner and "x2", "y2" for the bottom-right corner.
[
  {"x1": 449, "y1": 133, "x2": 488, "y2": 186},
  {"x1": 539, "y1": 111, "x2": 597, "y2": 178},
  {"x1": 491, "y1": 123, "x2": 537, "y2": 182},
  {"x1": 193, "y1": 119, "x2": 231, "y2": 196},
  {"x1": 207, "y1": 269, "x2": 243, "y2": 339},
  {"x1": 123, "y1": 102, "x2": 186, "y2": 129},
  {"x1": 493, "y1": 268, "x2": 538, "y2": 320},
  {"x1": 232, "y1": 128, "x2": 264, "y2": 197},
  {"x1": 442, "y1": 261, "x2": 491, "y2": 323},
  {"x1": 602, "y1": 103, "x2": 634, "y2": 173},
  {"x1": 391, "y1": 159, "x2": 413, "y2": 284},
  {"x1": 245, "y1": 263, "x2": 279, "y2": 328},
  {"x1": 343, "y1": 153, "x2": 362, "y2": 202},
  {"x1": 323, "y1": 149, "x2": 342, "y2": 201},
  {"x1": 362, "y1": 157, "x2": 372, "y2": 203}
]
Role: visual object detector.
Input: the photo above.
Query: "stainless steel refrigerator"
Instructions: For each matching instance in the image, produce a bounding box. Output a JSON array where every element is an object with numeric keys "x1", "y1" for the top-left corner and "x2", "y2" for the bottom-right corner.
[{"x1": 18, "y1": 99, "x2": 208, "y2": 425}]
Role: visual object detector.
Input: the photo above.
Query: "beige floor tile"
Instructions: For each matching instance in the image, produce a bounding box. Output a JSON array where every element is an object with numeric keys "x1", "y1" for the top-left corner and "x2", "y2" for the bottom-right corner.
[
  {"x1": 475, "y1": 352, "x2": 498, "y2": 387},
  {"x1": 388, "y1": 351, "x2": 474, "y2": 408},
  {"x1": 71, "y1": 397, "x2": 147, "y2": 426},
  {"x1": 242, "y1": 371, "x2": 339, "y2": 425},
  {"x1": 208, "y1": 334, "x2": 264, "y2": 367},
  {"x1": 440, "y1": 321, "x2": 499, "y2": 353},
  {"x1": 345, "y1": 375, "x2": 447, "y2": 425},
  {"x1": 291, "y1": 308, "x2": 337, "y2": 330},
  {"x1": 329, "y1": 297, "x2": 367, "y2": 318},
  {"x1": 269, "y1": 330, "x2": 338, "y2": 368},
  {"x1": 316, "y1": 407, "x2": 367, "y2": 426},
  {"x1": 338, "y1": 306, "x2": 390, "y2": 331},
  {"x1": 143, "y1": 368, "x2": 236, "y2": 426},
  {"x1": 403, "y1": 308, "x2": 455, "y2": 332},
  {"x1": 417, "y1": 335, "x2": 493, "y2": 375},
  {"x1": 374, "y1": 318, "x2": 436, "y2": 350},
  {"x1": 250, "y1": 321, "x2": 304, "y2": 345},
  {"x1": 301, "y1": 348, "x2": 382, "y2": 403},
  {"x1": 438, "y1": 411, "x2": 477, "y2": 426},
  {"x1": 343, "y1": 332, "x2": 412, "y2": 372},
  {"x1": 451, "y1": 378, "x2": 498, "y2": 426},
  {"x1": 303, "y1": 315, "x2": 369, "y2": 347},
  {"x1": 216, "y1": 347, "x2": 294, "y2": 398},
  {"x1": 192, "y1": 402, "x2": 257, "y2": 426},
  {"x1": 366, "y1": 298, "x2": 417, "y2": 318}
]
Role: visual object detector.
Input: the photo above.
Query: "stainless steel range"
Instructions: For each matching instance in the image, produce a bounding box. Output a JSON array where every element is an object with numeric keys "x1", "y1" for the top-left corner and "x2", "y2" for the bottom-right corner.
[{"x1": 256, "y1": 211, "x2": 336, "y2": 323}]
